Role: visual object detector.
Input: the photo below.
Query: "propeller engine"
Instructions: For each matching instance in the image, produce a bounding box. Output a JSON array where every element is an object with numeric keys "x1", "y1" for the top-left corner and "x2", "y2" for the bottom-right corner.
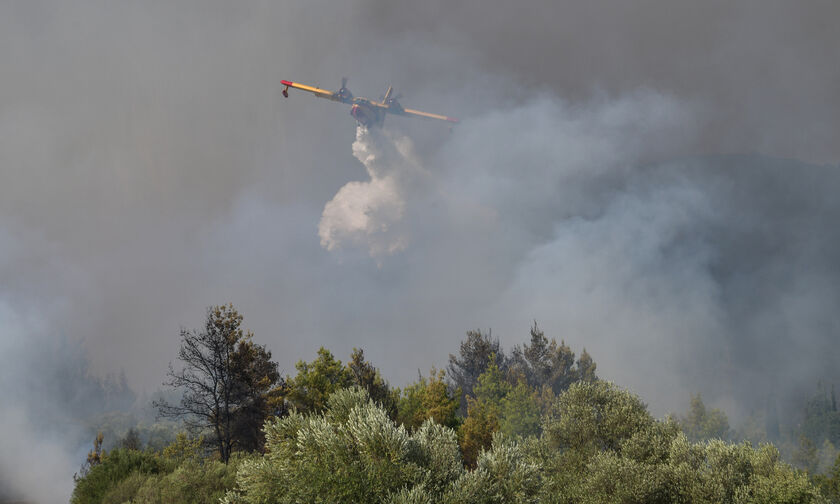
[
  {"x1": 385, "y1": 91, "x2": 404, "y2": 112},
  {"x1": 337, "y1": 77, "x2": 353, "y2": 102}
]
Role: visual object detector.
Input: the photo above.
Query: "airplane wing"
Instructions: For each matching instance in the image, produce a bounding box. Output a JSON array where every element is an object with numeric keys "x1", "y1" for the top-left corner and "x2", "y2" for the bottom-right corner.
[
  {"x1": 281, "y1": 80, "x2": 340, "y2": 101},
  {"x1": 400, "y1": 107, "x2": 459, "y2": 124},
  {"x1": 282, "y1": 78, "x2": 458, "y2": 126}
]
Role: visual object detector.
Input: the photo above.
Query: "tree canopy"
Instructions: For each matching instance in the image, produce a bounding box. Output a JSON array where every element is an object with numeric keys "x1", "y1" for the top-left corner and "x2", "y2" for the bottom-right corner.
[
  {"x1": 72, "y1": 314, "x2": 832, "y2": 504},
  {"x1": 154, "y1": 304, "x2": 280, "y2": 462}
]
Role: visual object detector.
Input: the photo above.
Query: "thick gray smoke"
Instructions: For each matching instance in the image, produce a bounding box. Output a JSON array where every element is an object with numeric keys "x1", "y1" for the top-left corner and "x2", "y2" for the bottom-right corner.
[
  {"x1": 0, "y1": 304, "x2": 78, "y2": 504},
  {"x1": 314, "y1": 90, "x2": 840, "y2": 417},
  {"x1": 2, "y1": 1, "x2": 840, "y2": 501},
  {"x1": 0, "y1": 300, "x2": 136, "y2": 503}
]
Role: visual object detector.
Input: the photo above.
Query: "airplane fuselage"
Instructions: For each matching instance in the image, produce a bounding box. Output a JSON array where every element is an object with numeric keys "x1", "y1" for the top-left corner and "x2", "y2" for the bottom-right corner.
[
  {"x1": 280, "y1": 78, "x2": 457, "y2": 128},
  {"x1": 350, "y1": 102, "x2": 386, "y2": 128}
]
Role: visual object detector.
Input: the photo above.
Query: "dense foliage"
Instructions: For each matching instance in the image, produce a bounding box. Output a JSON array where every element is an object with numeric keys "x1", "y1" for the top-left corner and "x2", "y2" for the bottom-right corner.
[
  {"x1": 71, "y1": 305, "x2": 840, "y2": 503},
  {"x1": 71, "y1": 444, "x2": 247, "y2": 504},
  {"x1": 223, "y1": 387, "x2": 464, "y2": 504}
]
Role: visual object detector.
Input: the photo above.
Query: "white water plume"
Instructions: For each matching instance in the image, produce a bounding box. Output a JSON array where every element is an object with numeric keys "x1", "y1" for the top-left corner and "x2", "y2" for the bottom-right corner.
[{"x1": 318, "y1": 126, "x2": 426, "y2": 258}]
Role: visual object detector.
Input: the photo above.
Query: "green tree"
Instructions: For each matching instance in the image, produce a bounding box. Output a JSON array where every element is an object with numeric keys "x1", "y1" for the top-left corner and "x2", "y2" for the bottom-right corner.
[
  {"x1": 803, "y1": 383, "x2": 840, "y2": 447},
  {"x1": 543, "y1": 381, "x2": 652, "y2": 458},
  {"x1": 793, "y1": 435, "x2": 819, "y2": 475},
  {"x1": 678, "y1": 393, "x2": 730, "y2": 441},
  {"x1": 131, "y1": 455, "x2": 247, "y2": 504},
  {"x1": 818, "y1": 440, "x2": 840, "y2": 475},
  {"x1": 230, "y1": 336, "x2": 282, "y2": 452},
  {"x1": 75, "y1": 431, "x2": 106, "y2": 481},
  {"x1": 500, "y1": 381, "x2": 541, "y2": 439},
  {"x1": 668, "y1": 438, "x2": 822, "y2": 504},
  {"x1": 283, "y1": 347, "x2": 354, "y2": 414},
  {"x1": 459, "y1": 396, "x2": 500, "y2": 468},
  {"x1": 815, "y1": 452, "x2": 840, "y2": 502},
  {"x1": 155, "y1": 304, "x2": 280, "y2": 462},
  {"x1": 120, "y1": 428, "x2": 142, "y2": 451},
  {"x1": 397, "y1": 369, "x2": 460, "y2": 430},
  {"x1": 536, "y1": 381, "x2": 824, "y2": 504},
  {"x1": 459, "y1": 358, "x2": 542, "y2": 466},
  {"x1": 472, "y1": 358, "x2": 511, "y2": 403},
  {"x1": 458, "y1": 360, "x2": 508, "y2": 467},
  {"x1": 471, "y1": 358, "x2": 541, "y2": 439},
  {"x1": 161, "y1": 432, "x2": 204, "y2": 463},
  {"x1": 71, "y1": 448, "x2": 171, "y2": 504},
  {"x1": 444, "y1": 435, "x2": 542, "y2": 504},
  {"x1": 347, "y1": 347, "x2": 399, "y2": 419},
  {"x1": 510, "y1": 323, "x2": 597, "y2": 394},
  {"x1": 576, "y1": 349, "x2": 597, "y2": 383},
  {"x1": 448, "y1": 330, "x2": 506, "y2": 414},
  {"x1": 226, "y1": 387, "x2": 464, "y2": 504}
]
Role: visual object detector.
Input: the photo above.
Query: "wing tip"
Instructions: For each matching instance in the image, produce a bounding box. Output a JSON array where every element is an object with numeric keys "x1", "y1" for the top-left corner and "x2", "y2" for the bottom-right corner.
[{"x1": 281, "y1": 79, "x2": 294, "y2": 86}]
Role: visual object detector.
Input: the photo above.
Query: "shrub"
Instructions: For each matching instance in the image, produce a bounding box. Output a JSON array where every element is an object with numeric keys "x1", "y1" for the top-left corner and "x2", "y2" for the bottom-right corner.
[
  {"x1": 227, "y1": 387, "x2": 464, "y2": 504},
  {"x1": 70, "y1": 448, "x2": 171, "y2": 504}
]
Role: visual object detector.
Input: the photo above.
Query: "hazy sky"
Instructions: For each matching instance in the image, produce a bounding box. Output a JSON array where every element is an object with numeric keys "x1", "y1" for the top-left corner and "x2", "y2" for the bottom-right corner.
[{"x1": 2, "y1": 2, "x2": 839, "y2": 501}]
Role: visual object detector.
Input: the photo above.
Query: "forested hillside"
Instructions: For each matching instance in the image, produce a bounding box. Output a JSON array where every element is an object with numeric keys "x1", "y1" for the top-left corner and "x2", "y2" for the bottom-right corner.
[{"x1": 71, "y1": 305, "x2": 840, "y2": 503}]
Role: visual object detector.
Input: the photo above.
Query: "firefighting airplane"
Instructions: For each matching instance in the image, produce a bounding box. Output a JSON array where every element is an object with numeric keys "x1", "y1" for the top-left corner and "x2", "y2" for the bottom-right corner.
[{"x1": 281, "y1": 77, "x2": 458, "y2": 128}]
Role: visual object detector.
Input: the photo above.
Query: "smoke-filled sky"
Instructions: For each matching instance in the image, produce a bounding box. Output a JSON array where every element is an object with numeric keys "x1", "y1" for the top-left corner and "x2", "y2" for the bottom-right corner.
[{"x1": 2, "y1": 1, "x2": 840, "y2": 501}]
